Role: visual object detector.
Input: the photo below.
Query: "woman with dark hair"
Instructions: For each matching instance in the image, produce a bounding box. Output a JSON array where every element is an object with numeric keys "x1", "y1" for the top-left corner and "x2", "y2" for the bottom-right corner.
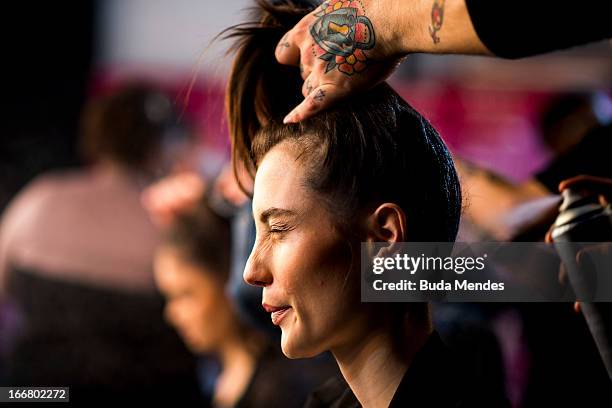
[
  {"x1": 153, "y1": 193, "x2": 336, "y2": 408},
  {"x1": 224, "y1": 1, "x2": 507, "y2": 407}
]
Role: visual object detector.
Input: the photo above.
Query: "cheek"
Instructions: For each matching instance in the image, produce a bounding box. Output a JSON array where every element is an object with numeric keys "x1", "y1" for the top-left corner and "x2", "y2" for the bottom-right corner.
[
  {"x1": 166, "y1": 294, "x2": 214, "y2": 330},
  {"x1": 196, "y1": 289, "x2": 225, "y2": 326},
  {"x1": 273, "y1": 229, "x2": 357, "y2": 314}
]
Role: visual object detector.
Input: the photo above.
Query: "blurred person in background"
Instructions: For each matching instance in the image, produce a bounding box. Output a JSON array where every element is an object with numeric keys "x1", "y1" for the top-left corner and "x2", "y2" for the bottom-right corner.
[
  {"x1": 453, "y1": 92, "x2": 612, "y2": 406},
  {"x1": 142, "y1": 164, "x2": 273, "y2": 334},
  {"x1": 0, "y1": 84, "x2": 202, "y2": 404},
  {"x1": 151, "y1": 192, "x2": 332, "y2": 408},
  {"x1": 458, "y1": 92, "x2": 612, "y2": 242}
]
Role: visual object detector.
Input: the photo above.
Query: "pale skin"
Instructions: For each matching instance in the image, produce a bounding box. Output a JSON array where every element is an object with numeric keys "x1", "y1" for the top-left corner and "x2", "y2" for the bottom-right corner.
[
  {"x1": 243, "y1": 140, "x2": 431, "y2": 407},
  {"x1": 276, "y1": 0, "x2": 489, "y2": 123}
]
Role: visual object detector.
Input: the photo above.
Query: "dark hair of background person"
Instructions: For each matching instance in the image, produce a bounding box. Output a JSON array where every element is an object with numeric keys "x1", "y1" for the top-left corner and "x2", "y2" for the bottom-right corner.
[
  {"x1": 224, "y1": 0, "x2": 462, "y2": 244},
  {"x1": 79, "y1": 84, "x2": 177, "y2": 172},
  {"x1": 165, "y1": 196, "x2": 232, "y2": 281}
]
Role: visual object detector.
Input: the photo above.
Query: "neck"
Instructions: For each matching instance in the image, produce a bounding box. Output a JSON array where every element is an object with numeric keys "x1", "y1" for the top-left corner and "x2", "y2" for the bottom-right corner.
[
  {"x1": 218, "y1": 334, "x2": 257, "y2": 373},
  {"x1": 214, "y1": 328, "x2": 264, "y2": 408},
  {"x1": 331, "y1": 318, "x2": 430, "y2": 408}
]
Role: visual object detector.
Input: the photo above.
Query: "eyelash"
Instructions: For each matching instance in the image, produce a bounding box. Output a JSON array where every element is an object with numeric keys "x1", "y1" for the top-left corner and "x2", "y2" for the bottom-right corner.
[{"x1": 269, "y1": 223, "x2": 292, "y2": 235}]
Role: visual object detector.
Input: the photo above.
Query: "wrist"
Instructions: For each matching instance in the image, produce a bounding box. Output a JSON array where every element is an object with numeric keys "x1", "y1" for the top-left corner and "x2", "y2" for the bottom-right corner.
[
  {"x1": 362, "y1": 0, "x2": 422, "y2": 58},
  {"x1": 394, "y1": 0, "x2": 431, "y2": 54}
]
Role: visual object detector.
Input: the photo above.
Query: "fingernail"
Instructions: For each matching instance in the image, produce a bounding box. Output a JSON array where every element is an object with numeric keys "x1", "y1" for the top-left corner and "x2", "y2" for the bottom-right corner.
[{"x1": 283, "y1": 111, "x2": 297, "y2": 124}]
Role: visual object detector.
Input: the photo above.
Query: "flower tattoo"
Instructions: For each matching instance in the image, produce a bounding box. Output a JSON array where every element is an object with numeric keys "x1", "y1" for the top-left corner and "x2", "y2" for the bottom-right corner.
[{"x1": 309, "y1": 0, "x2": 375, "y2": 76}]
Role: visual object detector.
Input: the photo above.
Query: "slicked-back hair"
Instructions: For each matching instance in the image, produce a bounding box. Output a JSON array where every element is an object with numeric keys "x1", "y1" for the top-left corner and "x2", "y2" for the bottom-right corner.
[{"x1": 225, "y1": 0, "x2": 461, "y2": 242}]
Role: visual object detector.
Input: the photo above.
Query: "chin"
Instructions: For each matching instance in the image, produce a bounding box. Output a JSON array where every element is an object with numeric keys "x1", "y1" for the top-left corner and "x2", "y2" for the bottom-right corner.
[
  {"x1": 187, "y1": 342, "x2": 208, "y2": 355},
  {"x1": 280, "y1": 330, "x2": 324, "y2": 359},
  {"x1": 184, "y1": 336, "x2": 214, "y2": 355}
]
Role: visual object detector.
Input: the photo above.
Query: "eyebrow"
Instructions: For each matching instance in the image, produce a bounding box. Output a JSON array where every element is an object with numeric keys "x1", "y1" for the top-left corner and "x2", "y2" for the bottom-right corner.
[{"x1": 259, "y1": 207, "x2": 298, "y2": 224}]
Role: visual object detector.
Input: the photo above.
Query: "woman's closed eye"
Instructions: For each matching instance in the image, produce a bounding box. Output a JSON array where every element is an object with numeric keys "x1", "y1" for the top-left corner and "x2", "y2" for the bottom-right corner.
[{"x1": 268, "y1": 222, "x2": 294, "y2": 236}]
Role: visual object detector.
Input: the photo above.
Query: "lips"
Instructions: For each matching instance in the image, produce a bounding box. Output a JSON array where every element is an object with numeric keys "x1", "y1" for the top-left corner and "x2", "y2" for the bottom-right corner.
[{"x1": 262, "y1": 303, "x2": 292, "y2": 326}]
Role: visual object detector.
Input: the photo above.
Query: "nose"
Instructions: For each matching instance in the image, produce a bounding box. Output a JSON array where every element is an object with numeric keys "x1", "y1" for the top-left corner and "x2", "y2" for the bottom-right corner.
[{"x1": 243, "y1": 244, "x2": 272, "y2": 287}]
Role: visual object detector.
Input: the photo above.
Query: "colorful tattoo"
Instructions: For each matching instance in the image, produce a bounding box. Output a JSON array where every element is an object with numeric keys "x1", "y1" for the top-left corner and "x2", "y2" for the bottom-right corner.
[
  {"x1": 428, "y1": 0, "x2": 445, "y2": 44},
  {"x1": 309, "y1": 0, "x2": 375, "y2": 76}
]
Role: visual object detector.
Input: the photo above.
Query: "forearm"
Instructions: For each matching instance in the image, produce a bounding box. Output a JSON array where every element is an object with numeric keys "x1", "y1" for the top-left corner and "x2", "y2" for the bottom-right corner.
[
  {"x1": 402, "y1": 0, "x2": 612, "y2": 59},
  {"x1": 395, "y1": 0, "x2": 490, "y2": 55}
]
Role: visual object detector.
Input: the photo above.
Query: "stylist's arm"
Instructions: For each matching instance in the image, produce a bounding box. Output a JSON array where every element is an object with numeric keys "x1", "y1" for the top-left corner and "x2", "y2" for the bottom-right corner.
[{"x1": 277, "y1": 0, "x2": 487, "y2": 124}]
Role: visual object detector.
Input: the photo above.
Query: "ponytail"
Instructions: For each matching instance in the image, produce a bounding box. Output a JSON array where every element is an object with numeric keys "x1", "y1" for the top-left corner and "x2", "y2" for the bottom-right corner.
[{"x1": 223, "y1": 1, "x2": 316, "y2": 191}]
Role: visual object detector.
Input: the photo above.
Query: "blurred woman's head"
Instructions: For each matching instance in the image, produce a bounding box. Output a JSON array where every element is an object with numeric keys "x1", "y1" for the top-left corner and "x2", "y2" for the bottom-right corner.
[
  {"x1": 153, "y1": 198, "x2": 233, "y2": 354},
  {"x1": 226, "y1": 1, "x2": 461, "y2": 358},
  {"x1": 80, "y1": 83, "x2": 189, "y2": 176}
]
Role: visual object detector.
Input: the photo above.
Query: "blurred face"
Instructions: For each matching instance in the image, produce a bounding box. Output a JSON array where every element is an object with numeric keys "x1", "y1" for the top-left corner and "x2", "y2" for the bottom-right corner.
[
  {"x1": 154, "y1": 245, "x2": 234, "y2": 354},
  {"x1": 244, "y1": 141, "x2": 367, "y2": 358}
]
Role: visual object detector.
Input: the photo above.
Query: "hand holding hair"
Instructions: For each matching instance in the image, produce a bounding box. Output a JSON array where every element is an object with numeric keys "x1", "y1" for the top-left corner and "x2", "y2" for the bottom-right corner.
[
  {"x1": 276, "y1": 0, "x2": 486, "y2": 123},
  {"x1": 276, "y1": 0, "x2": 611, "y2": 123}
]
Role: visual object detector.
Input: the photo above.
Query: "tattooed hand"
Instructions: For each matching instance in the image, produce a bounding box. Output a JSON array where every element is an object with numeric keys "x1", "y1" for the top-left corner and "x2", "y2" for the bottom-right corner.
[
  {"x1": 276, "y1": 0, "x2": 406, "y2": 124},
  {"x1": 275, "y1": 0, "x2": 487, "y2": 123}
]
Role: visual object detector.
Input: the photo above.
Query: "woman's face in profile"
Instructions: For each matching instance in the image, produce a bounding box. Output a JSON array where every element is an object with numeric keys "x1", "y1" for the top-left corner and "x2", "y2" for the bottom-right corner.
[
  {"x1": 244, "y1": 140, "x2": 364, "y2": 358},
  {"x1": 154, "y1": 245, "x2": 233, "y2": 354}
]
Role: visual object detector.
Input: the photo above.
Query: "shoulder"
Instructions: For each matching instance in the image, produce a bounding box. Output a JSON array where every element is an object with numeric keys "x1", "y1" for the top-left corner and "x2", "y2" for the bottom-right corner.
[{"x1": 7, "y1": 169, "x2": 86, "y2": 208}]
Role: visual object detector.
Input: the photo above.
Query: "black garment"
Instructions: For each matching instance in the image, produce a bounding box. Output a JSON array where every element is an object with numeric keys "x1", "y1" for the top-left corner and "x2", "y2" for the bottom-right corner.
[
  {"x1": 465, "y1": 0, "x2": 612, "y2": 58},
  {"x1": 203, "y1": 344, "x2": 337, "y2": 408},
  {"x1": 536, "y1": 124, "x2": 612, "y2": 193},
  {"x1": 5, "y1": 268, "x2": 204, "y2": 406},
  {"x1": 304, "y1": 331, "x2": 510, "y2": 408}
]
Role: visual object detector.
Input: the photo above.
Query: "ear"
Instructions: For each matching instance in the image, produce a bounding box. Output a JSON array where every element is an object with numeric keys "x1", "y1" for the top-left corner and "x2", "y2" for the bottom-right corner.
[{"x1": 364, "y1": 203, "x2": 407, "y2": 257}]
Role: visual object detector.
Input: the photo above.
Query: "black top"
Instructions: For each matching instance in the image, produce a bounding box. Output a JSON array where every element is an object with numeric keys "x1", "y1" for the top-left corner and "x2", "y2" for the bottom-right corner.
[
  {"x1": 5, "y1": 267, "x2": 204, "y2": 406},
  {"x1": 304, "y1": 331, "x2": 510, "y2": 408},
  {"x1": 234, "y1": 345, "x2": 335, "y2": 408},
  {"x1": 199, "y1": 344, "x2": 337, "y2": 408},
  {"x1": 465, "y1": 0, "x2": 612, "y2": 58}
]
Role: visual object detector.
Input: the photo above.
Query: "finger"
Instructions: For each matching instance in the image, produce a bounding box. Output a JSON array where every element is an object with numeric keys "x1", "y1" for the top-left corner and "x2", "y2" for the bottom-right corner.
[
  {"x1": 284, "y1": 83, "x2": 343, "y2": 124},
  {"x1": 599, "y1": 194, "x2": 609, "y2": 207},
  {"x1": 545, "y1": 228, "x2": 554, "y2": 243},
  {"x1": 157, "y1": 186, "x2": 177, "y2": 213},
  {"x1": 558, "y1": 175, "x2": 612, "y2": 196},
  {"x1": 574, "y1": 301, "x2": 581, "y2": 313},
  {"x1": 177, "y1": 174, "x2": 205, "y2": 201},
  {"x1": 275, "y1": 29, "x2": 301, "y2": 67},
  {"x1": 299, "y1": 61, "x2": 312, "y2": 81},
  {"x1": 301, "y1": 74, "x2": 317, "y2": 98}
]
